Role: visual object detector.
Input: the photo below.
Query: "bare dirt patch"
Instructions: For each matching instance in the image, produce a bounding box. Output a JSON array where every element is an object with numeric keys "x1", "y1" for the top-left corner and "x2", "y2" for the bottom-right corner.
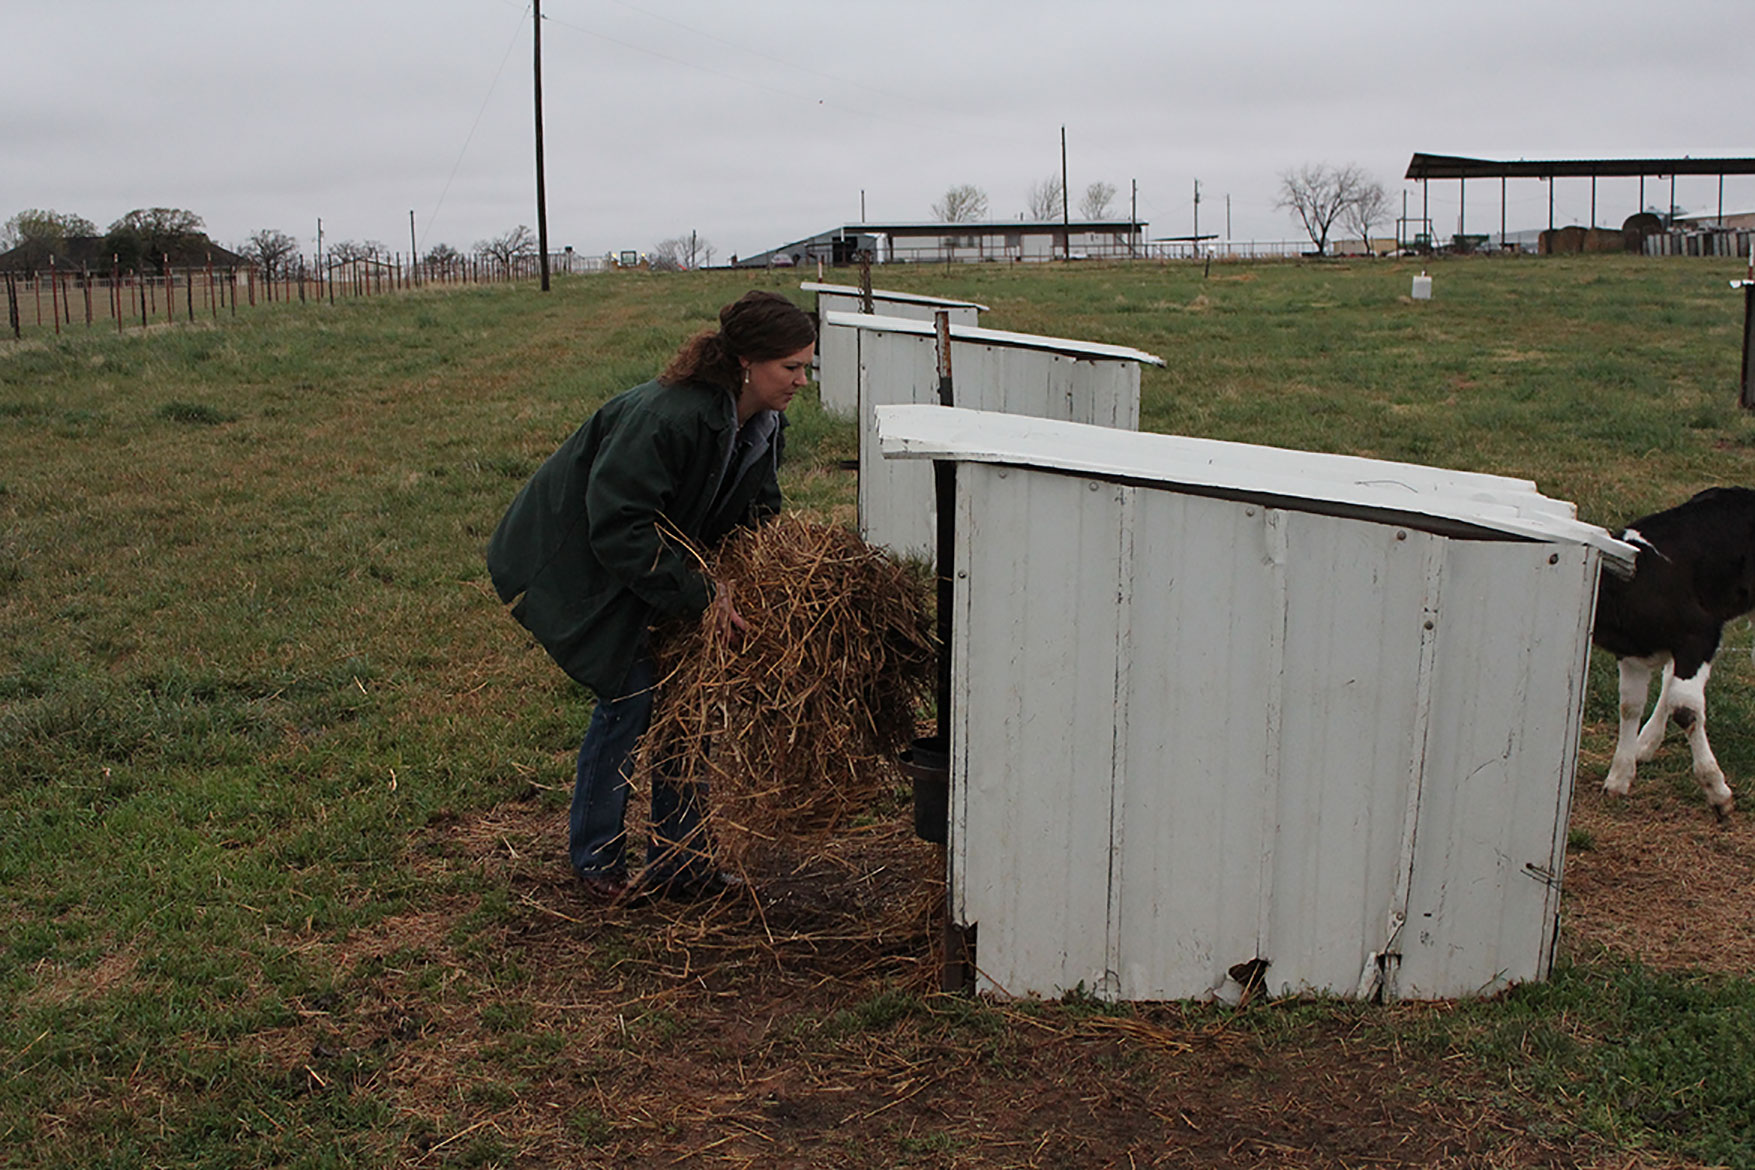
[
  {"x1": 1562, "y1": 781, "x2": 1755, "y2": 974},
  {"x1": 227, "y1": 778, "x2": 1741, "y2": 1169}
]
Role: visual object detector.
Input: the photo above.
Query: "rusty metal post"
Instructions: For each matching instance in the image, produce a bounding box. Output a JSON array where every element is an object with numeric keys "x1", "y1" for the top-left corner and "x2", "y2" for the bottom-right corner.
[
  {"x1": 931, "y1": 305, "x2": 968, "y2": 993},
  {"x1": 1740, "y1": 282, "x2": 1754, "y2": 410},
  {"x1": 859, "y1": 250, "x2": 873, "y2": 315},
  {"x1": 6, "y1": 272, "x2": 19, "y2": 339},
  {"x1": 942, "y1": 920, "x2": 976, "y2": 994},
  {"x1": 935, "y1": 308, "x2": 954, "y2": 409},
  {"x1": 49, "y1": 257, "x2": 61, "y2": 335},
  {"x1": 1738, "y1": 245, "x2": 1755, "y2": 409},
  {"x1": 932, "y1": 307, "x2": 955, "y2": 741}
]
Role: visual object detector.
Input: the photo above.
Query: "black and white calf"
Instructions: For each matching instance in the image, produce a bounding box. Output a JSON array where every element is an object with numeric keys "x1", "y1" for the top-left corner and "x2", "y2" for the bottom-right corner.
[{"x1": 1591, "y1": 486, "x2": 1755, "y2": 817}]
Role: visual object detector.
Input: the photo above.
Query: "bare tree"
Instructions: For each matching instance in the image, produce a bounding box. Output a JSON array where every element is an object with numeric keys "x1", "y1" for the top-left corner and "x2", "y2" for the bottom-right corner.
[
  {"x1": 932, "y1": 184, "x2": 988, "y2": 223},
  {"x1": 650, "y1": 237, "x2": 686, "y2": 272},
  {"x1": 1276, "y1": 163, "x2": 1369, "y2": 256},
  {"x1": 423, "y1": 243, "x2": 462, "y2": 272},
  {"x1": 1342, "y1": 179, "x2": 1391, "y2": 254},
  {"x1": 475, "y1": 225, "x2": 538, "y2": 268},
  {"x1": 242, "y1": 228, "x2": 299, "y2": 279},
  {"x1": 1026, "y1": 175, "x2": 1064, "y2": 221},
  {"x1": 652, "y1": 233, "x2": 715, "y2": 271},
  {"x1": 326, "y1": 239, "x2": 385, "y2": 264},
  {"x1": 1079, "y1": 181, "x2": 1118, "y2": 220}
]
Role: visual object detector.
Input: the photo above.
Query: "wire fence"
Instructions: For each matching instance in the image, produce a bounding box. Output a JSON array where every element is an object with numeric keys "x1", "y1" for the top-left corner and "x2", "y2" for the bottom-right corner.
[{"x1": 1, "y1": 250, "x2": 606, "y2": 340}]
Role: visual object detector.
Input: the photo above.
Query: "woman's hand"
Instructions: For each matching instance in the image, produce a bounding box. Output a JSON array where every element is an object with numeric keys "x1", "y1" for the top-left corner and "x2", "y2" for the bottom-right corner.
[{"x1": 710, "y1": 578, "x2": 750, "y2": 645}]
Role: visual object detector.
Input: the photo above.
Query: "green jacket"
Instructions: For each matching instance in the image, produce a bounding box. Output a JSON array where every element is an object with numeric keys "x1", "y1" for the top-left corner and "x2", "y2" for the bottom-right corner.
[{"x1": 486, "y1": 378, "x2": 784, "y2": 694}]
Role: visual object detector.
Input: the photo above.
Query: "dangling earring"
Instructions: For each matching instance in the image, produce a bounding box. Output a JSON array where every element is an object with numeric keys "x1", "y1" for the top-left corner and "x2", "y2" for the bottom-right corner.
[{"x1": 743, "y1": 367, "x2": 751, "y2": 385}]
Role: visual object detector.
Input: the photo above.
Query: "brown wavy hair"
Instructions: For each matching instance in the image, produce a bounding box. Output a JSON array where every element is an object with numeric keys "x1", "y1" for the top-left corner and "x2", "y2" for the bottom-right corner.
[{"x1": 660, "y1": 290, "x2": 817, "y2": 391}]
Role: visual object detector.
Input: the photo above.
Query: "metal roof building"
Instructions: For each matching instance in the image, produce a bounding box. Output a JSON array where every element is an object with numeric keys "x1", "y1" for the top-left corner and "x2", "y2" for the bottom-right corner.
[
  {"x1": 1402, "y1": 152, "x2": 1755, "y2": 247},
  {"x1": 735, "y1": 219, "x2": 1148, "y2": 268}
]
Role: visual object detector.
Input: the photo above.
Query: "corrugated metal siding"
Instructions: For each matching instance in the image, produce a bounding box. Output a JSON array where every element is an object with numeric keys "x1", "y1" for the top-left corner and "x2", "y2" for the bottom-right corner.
[
  {"x1": 1395, "y1": 540, "x2": 1593, "y2": 998},
  {"x1": 952, "y1": 465, "x2": 1128, "y2": 996},
  {"x1": 856, "y1": 328, "x2": 939, "y2": 560},
  {"x1": 1106, "y1": 492, "x2": 1295, "y2": 999},
  {"x1": 814, "y1": 292, "x2": 979, "y2": 417},
  {"x1": 858, "y1": 331, "x2": 1141, "y2": 561},
  {"x1": 1107, "y1": 497, "x2": 1436, "y2": 1000},
  {"x1": 949, "y1": 464, "x2": 1596, "y2": 1001}
]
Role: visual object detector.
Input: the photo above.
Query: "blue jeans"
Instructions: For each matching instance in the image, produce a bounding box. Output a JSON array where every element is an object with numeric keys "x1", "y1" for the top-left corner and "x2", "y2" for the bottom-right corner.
[{"x1": 569, "y1": 655, "x2": 712, "y2": 882}]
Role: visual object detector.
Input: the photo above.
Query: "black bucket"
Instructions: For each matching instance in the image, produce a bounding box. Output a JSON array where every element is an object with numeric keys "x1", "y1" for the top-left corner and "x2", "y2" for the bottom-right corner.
[{"x1": 901, "y1": 735, "x2": 948, "y2": 844}]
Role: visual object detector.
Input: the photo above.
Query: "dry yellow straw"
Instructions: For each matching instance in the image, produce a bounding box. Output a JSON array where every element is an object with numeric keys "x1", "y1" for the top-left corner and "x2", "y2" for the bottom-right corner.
[{"x1": 637, "y1": 514, "x2": 936, "y2": 866}]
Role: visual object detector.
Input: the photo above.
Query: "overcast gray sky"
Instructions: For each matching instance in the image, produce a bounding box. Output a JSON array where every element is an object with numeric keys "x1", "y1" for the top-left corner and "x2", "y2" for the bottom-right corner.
[{"x1": 8, "y1": 0, "x2": 1754, "y2": 261}]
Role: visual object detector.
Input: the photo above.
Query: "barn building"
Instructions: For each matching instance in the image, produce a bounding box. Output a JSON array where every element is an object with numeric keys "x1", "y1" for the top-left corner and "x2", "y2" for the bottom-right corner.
[{"x1": 734, "y1": 219, "x2": 1148, "y2": 268}]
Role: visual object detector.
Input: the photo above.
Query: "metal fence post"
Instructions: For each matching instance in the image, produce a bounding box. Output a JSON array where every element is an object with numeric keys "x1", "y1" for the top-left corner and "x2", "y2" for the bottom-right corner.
[
  {"x1": 1740, "y1": 282, "x2": 1755, "y2": 410},
  {"x1": 1739, "y1": 243, "x2": 1755, "y2": 410}
]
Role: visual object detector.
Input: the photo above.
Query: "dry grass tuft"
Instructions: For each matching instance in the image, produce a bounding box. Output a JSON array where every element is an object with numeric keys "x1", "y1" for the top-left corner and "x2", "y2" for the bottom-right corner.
[{"x1": 639, "y1": 514, "x2": 936, "y2": 868}]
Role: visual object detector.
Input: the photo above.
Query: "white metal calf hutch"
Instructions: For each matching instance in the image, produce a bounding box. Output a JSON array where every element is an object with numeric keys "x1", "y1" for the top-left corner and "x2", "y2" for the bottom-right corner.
[
  {"x1": 878, "y1": 404, "x2": 1635, "y2": 1004},
  {"x1": 801, "y1": 283, "x2": 987, "y2": 418},
  {"x1": 831, "y1": 310, "x2": 1163, "y2": 563}
]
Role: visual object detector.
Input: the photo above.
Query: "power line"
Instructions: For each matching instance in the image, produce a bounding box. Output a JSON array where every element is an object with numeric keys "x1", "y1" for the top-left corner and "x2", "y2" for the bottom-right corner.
[
  {"x1": 537, "y1": 6, "x2": 940, "y2": 134},
  {"x1": 595, "y1": 0, "x2": 921, "y2": 110},
  {"x1": 422, "y1": 3, "x2": 530, "y2": 252}
]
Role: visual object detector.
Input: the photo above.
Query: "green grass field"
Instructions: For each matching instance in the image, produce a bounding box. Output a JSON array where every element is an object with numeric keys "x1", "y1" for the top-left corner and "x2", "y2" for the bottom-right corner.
[{"x1": 4, "y1": 255, "x2": 1755, "y2": 1168}]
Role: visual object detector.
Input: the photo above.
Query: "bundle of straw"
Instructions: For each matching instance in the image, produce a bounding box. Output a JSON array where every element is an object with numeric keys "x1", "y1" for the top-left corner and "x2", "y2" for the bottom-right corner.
[{"x1": 638, "y1": 514, "x2": 937, "y2": 861}]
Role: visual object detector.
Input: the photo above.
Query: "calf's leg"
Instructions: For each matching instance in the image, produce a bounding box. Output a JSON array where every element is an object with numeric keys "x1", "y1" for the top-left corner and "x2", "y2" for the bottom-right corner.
[
  {"x1": 1634, "y1": 659, "x2": 1676, "y2": 762},
  {"x1": 1665, "y1": 661, "x2": 1735, "y2": 817},
  {"x1": 1605, "y1": 655, "x2": 1657, "y2": 797}
]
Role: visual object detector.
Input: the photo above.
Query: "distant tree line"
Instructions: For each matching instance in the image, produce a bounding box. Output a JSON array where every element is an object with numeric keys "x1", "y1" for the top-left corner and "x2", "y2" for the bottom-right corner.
[
  {"x1": 916, "y1": 165, "x2": 1392, "y2": 256},
  {"x1": 2, "y1": 207, "x2": 217, "y2": 274},
  {"x1": 2, "y1": 208, "x2": 575, "y2": 281},
  {"x1": 925, "y1": 179, "x2": 1125, "y2": 226}
]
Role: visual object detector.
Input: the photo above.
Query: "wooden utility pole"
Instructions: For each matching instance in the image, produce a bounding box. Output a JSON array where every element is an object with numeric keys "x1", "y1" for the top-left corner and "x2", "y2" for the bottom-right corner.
[
  {"x1": 1060, "y1": 126, "x2": 1070, "y2": 259},
  {"x1": 409, "y1": 211, "x2": 418, "y2": 285},
  {"x1": 533, "y1": 0, "x2": 551, "y2": 292},
  {"x1": 1130, "y1": 179, "x2": 1138, "y2": 258}
]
